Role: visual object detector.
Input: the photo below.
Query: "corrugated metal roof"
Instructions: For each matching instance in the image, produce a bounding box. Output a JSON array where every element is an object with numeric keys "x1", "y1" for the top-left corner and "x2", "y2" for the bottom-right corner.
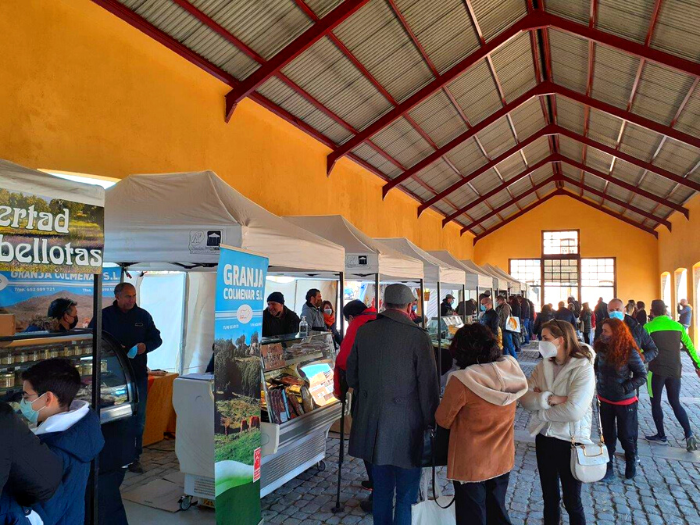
[
  {"x1": 305, "y1": 0, "x2": 344, "y2": 18},
  {"x1": 640, "y1": 173, "x2": 676, "y2": 196},
  {"x1": 470, "y1": 170, "x2": 505, "y2": 195},
  {"x1": 518, "y1": 192, "x2": 538, "y2": 209},
  {"x1": 476, "y1": 117, "x2": 517, "y2": 158},
  {"x1": 447, "y1": 61, "x2": 502, "y2": 125},
  {"x1": 496, "y1": 151, "x2": 527, "y2": 181},
  {"x1": 351, "y1": 142, "x2": 402, "y2": 178},
  {"x1": 651, "y1": 0, "x2": 700, "y2": 62},
  {"x1": 407, "y1": 90, "x2": 469, "y2": 147},
  {"x1": 394, "y1": 0, "x2": 480, "y2": 74},
  {"x1": 632, "y1": 63, "x2": 696, "y2": 125},
  {"x1": 370, "y1": 116, "x2": 434, "y2": 168},
  {"x1": 653, "y1": 138, "x2": 700, "y2": 177},
  {"x1": 619, "y1": 123, "x2": 661, "y2": 162},
  {"x1": 581, "y1": 190, "x2": 603, "y2": 206},
  {"x1": 470, "y1": 0, "x2": 527, "y2": 42},
  {"x1": 559, "y1": 135, "x2": 583, "y2": 162},
  {"x1": 415, "y1": 159, "x2": 463, "y2": 193},
  {"x1": 510, "y1": 97, "x2": 547, "y2": 139},
  {"x1": 591, "y1": 45, "x2": 641, "y2": 110},
  {"x1": 283, "y1": 37, "x2": 393, "y2": 131},
  {"x1": 596, "y1": 0, "x2": 654, "y2": 45},
  {"x1": 611, "y1": 159, "x2": 645, "y2": 186},
  {"x1": 555, "y1": 95, "x2": 586, "y2": 134},
  {"x1": 605, "y1": 183, "x2": 630, "y2": 203},
  {"x1": 450, "y1": 185, "x2": 480, "y2": 211},
  {"x1": 545, "y1": 0, "x2": 588, "y2": 24},
  {"x1": 522, "y1": 136, "x2": 552, "y2": 164},
  {"x1": 445, "y1": 138, "x2": 488, "y2": 173},
  {"x1": 585, "y1": 147, "x2": 614, "y2": 174},
  {"x1": 674, "y1": 87, "x2": 700, "y2": 139},
  {"x1": 486, "y1": 191, "x2": 510, "y2": 209},
  {"x1": 549, "y1": 29, "x2": 588, "y2": 94},
  {"x1": 490, "y1": 32, "x2": 537, "y2": 103},
  {"x1": 582, "y1": 172, "x2": 607, "y2": 192},
  {"x1": 509, "y1": 176, "x2": 534, "y2": 196},
  {"x1": 334, "y1": 0, "x2": 434, "y2": 103},
  {"x1": 480, "y1": 215, "x2": 500, "y2": 230},
  {"x1": 588, "y1": 108, "x2": 623, "y2": 148},
  {"x1": 402, "y1": 178, "x2": 434, "y2": 201}
]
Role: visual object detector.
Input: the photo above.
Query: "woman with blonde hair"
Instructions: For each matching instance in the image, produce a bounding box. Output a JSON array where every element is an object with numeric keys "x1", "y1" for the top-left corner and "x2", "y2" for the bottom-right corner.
[{"x1": 521, "y1": 320, "x2": 595, "y2": 525}]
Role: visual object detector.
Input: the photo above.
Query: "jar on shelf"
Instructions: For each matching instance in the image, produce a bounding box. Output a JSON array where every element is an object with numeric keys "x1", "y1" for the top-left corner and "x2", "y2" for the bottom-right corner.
[
  {"x1": 0, "y1": 353, "x2": 13, "y2": 365},
  {"x1": 0, "y1": 373, "x2": 14, "y2": 388},
  {"x1": 27, "y1": 351, "x2": 39, "y2": 363},
  {"x1": 48, "y1": 348, "x2": 59, "y2": 359},
  {"x1": 74, "y1": 345, "x2": 81, "y2": 356},
  {"x1": 82, "y1": 362, "x2": 93, "y2": 377},
  {"x1": 100, "y1": 360, "x2": 108, "y2": 373},
  {"x1": 62, "y1": 347, "x2": 73, "y2": 358},
  {"x1": 40, "y1": 349, "x2": 52, "y2": 360},
  {"x1": 16, "y1": 353, "x2": 29, "y2": 363}
]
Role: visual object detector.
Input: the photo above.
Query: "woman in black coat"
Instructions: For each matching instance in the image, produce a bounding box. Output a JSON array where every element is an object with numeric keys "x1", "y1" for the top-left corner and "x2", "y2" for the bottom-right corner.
[
  {"x1": 635, "y1": 301, "x2": 648, "y2": 326},
  {"x1": 533, "y1": 304, "x2": 554, "y2": 340},
  {"x1": 594, "y1": 318, "x2": 647, "y2": 482}
]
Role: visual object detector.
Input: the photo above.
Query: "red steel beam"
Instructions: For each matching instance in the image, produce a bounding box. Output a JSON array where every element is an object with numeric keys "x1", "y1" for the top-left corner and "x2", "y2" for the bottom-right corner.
[
  {"x1": 416, "y1": 124, "x2": 556, "y2": 214},
  {"x1": 385, "y1": 86, "x2": 552, "y2": 196},
  {"x1": 559, "y1": 155, "x2": 689, "y2": 217},
  {"x1": 441, "y1": 156, "x2": 555, "y2": 225},
  {"x1": 558, "y1": 189, "x2": 659, "y2": 238},
  {"x1": 556, "y1": 125, "x2": 700, "y2": 193},
  {"x1": 560, "y1": 176, "x2": 671, "y2": 231},
  {"x1": 579, "y1": 0, "x2": 598, "y2": 195},
  {"x1": 225, "y1": 0, "x2": 371, "y2": 120},
  {"x1": 460, "y1": 177, "x2": 557, "y2": 234},
  {"x1": 473, "y1": 190, "x2": 563, "y2": 245}
]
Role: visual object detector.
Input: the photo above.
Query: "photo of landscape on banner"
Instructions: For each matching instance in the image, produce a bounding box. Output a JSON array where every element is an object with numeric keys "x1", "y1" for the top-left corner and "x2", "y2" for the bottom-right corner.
[
  {"x1": 213, "y1": 246, "x2": 268, "y2": 525},
  {"x1": 0, "y1": 189, "x2": 104, "y2": 274},
  {"x1": 0, "y1": 268, "x2": 121, "y2": 332}
]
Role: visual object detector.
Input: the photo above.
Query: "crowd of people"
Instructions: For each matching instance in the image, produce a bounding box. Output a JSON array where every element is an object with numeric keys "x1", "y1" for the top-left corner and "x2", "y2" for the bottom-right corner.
[{"x1": 333, "y1": 284, "x2": 700, "y2": 525}]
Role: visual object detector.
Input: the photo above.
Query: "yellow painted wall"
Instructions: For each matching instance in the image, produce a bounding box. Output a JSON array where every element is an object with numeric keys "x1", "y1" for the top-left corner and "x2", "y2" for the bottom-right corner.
[
  {"x1": 658, "y1": 193, "x2": 700, "y2": 340},
  {"x1": 0, "y1": 0, "x2": 474, "y2": 259},
  {"x1": 473, "y1": 196, "x2": 660, "y2": 307}
]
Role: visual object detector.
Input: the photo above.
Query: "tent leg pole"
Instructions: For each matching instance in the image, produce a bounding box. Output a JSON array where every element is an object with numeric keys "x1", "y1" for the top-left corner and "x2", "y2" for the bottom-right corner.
[
  {"x1": 375, "y1": 274, "x2": 380, "y2": 311},
  {"x1": 437, "y1": 281, "x2": 442, "y2": 383},
  {"x1": 420, "y1": 279, "x2": 425, "y2": 329},
  {"x1": 331, "y1": 397, "x2": 346, "y2": 514}
]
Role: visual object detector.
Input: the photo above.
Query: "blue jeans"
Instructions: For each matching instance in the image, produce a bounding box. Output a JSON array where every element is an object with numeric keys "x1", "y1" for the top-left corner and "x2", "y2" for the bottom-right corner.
[
  {"x1": 502, "y1": 332, "x2": 517, "y2": 358},
  {"x1": 371, "y1": 464, "x2": 421, "y2": 525},
  {"x1": 522, "y1": 319, "x2": 531, "y2": 344}
]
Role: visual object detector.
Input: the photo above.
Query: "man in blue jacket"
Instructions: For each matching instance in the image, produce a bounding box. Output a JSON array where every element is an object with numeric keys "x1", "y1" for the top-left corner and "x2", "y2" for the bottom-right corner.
[
  {"x1": 19, "y1": 359, "x2": 104, "y2": 525},
  {"x1": 90, "y1": 282, "x2": 162, "y2": 473}
]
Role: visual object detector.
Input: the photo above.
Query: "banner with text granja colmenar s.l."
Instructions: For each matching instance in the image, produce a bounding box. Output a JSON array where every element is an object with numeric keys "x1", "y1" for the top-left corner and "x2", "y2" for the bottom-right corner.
[
  {"x1": 0, "y1": 189, "x2": 104, "y2": 274},
  {"x1": 214, "y1": 245, "x2": 268, "y2": 525}
]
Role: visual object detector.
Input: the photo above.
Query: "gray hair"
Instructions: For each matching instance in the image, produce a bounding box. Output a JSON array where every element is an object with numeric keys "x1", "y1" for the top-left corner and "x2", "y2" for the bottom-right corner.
[{"x1": 114, "y1": 282, "x2": 135, "y2": 296}]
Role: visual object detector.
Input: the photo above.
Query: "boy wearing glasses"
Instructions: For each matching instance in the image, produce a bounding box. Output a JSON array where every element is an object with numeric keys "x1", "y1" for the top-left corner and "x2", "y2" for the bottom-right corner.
[{"x1": 19, "y1": 358, "x2": 104, "y2": 525}]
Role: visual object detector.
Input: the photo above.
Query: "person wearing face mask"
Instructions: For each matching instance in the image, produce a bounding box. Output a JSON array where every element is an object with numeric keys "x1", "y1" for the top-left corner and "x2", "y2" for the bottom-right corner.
[
  {"x1": 520, "y1": 320, "x2": 595, "y2": 525},
  {"x1": 322, "y1": 300, "x2": 342, "y2": 346},
  {"x1": 644, "y1": 300, "x2": 700, "y2": 450},
  {"x1": 24, "y1": 298, "x2": 79, "y2": 333},
  {"x1": 594, "y1": 298, "x2": 658, "y2": 364},
  {"x1": 594, "y1": 319, "x2": 646, "y2": 481},
  {"x1": 333, "y1": 300, "x2": 377, "y2": 513},
  {"x1": 495, "y1": 295, "x2": 516, "y2": 358},
  {"x1": 478, "y1": 294, "x2": 500, "y2": 340},
  {"x1": 19, "y1": 359, "x2": 104, "y2": 525}
]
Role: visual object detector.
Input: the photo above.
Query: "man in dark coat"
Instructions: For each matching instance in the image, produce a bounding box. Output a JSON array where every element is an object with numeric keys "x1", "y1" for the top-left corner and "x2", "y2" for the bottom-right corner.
[
  {"x1": 347, "y1": 284, "x2": 439, "y2": 525},
  {"x1": 479, "y1": 294, "x2": 500, "y2": 339},
  {"x1": 595, "y1": 298, "x2": 658, "y2": 362},
  {"x1": 595, "y1": 297, "x2": 608, "y2": 327},
  {"x1": 554, "y1": 301, "x2": 577, "y2": 327},
  {"x1": 90, "y1": 282, "x2": 162, "y2": 473},
  {"x1": 262, "y1": 292, "x2": 300, "y2": 337},
  {"x1": 0, "y1": 403, "x2": 62, "y2": 525},
  {"x1": 440, "y1": 294, "x2": 456, "y2": 316},
  {"x1": 520, "y1": 295, "x2": 531, "y2": 344}
]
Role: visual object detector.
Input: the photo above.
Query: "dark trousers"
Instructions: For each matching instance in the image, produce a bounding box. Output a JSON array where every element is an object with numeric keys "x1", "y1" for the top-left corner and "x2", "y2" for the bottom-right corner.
[
  {"x1": 364, "y1": 460, "x2": 374, "y2": 485},
  {"x1": 371, "y1": 464, "x2": 421, "y2": 525},
  {"x1": 453, "y1": 472, "x2": 512, "y2": 525},
  {"x1": 535, "y1": 435, "x2": 585, "y2": 525},
  {"x1": 582, "y1": 331, "x2": 591, "y2": 345},
  {"x1": 600, "y1": 400, "x2": 638, "y2": 462},
  {"x1": 97, "y1": 469, "x2": 128, "y2": 525},
  {"x1": 649, "y1": 373, "x2": 692, "y2": 439},
  {"x1": 522, "y1": 319, "x2": 531, "y2": 344},
  {"x1": 134, "y1": 376, "x2": 149, "y2": 459}
]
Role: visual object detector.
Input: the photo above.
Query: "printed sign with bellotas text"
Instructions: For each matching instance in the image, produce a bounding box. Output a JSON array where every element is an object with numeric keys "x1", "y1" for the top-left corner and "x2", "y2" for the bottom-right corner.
[
  {"x1": 213, "y1": 245, "x2": 268, "y2": 525},
  {"x1": 0, "y1": 190, "x2": 104, "y2": 274}
]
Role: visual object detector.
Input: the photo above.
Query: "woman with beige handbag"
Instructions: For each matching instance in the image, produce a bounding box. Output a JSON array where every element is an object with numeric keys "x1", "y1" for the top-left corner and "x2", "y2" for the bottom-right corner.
[{"x1": 520, "y1": 320, "x2": 596, "y2": 525}]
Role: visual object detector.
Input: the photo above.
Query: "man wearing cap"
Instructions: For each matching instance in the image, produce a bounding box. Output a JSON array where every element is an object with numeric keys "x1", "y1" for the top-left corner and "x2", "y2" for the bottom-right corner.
[
  {"x1": 347, "y1": 284, "x2": 439, "y2": 525},
  {"x1": 262, "y1": 292, "x2": 300, "y2": 337},
  {"x1": 440, "y1": 294, "x2": 456, "y2": 316}
]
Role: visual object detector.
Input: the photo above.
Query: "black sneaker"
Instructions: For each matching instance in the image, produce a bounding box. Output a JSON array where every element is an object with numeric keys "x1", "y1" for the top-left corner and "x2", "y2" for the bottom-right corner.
[
  {"x1": 361, "y1": 480, "x2": 373, "y2": 491},
  {"x1": 602, "y1": 462, "x2": 615, "y2": 482},
  {"x1": 128, "y1": 461, "x2": 144, "y2": 474},
  {"x1": 359, "y1": 495, "x2": 373, "y2": 513},
  {"x1": 687, "y1": 435, "x2": 698, "y2": 452},
  {"x1": 645, "y1": 434, "x2": 668, "y2": 445},
  {"x1": 625, "y1": 459, "x2": 636, "y2": 480}
]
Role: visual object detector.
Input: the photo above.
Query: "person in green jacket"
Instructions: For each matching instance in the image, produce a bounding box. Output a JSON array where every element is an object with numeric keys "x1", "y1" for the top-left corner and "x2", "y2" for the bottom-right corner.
[{"x1": 644, "y1": 300, "x2": 700, "y2": 451}]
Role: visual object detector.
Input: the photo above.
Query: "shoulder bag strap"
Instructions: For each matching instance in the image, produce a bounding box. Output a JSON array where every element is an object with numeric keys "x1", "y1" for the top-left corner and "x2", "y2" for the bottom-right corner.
[{"x1": 431, "y1": 428, "x2": 455, "y2": 509}]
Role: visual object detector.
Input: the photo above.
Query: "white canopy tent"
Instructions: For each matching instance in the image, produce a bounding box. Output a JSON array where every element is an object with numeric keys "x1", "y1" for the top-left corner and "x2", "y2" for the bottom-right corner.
[
  {"x1": 428, "y1": 251, "x2": 480, "y2": 292},
  {"x1": 474, "y1": 263, "x2": 508, "y2": 292},
  {"x1": 484, "y1": 264, "x2": 522, "y2": 294},
  {"x1": 104, "y1": 171, "x2": 346, "y2": 374},
  {"x1": 0, "y1": 159, "x2": 105, "y2": 206},
  {"x1": 376, "y1": 238, "x2": 465, "y2": 288},
  {"x1": 460, "y1": 260, "x2": 496, "y2": 291}
]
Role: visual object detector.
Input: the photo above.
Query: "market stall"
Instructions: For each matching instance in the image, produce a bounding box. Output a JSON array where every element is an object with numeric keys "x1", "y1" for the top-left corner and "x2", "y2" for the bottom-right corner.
[
  {"x1": 376, "y1": 238, "x2": 465, "y2": 380},
  {"x1": 470, "y1": 262, "x2": 508, "y2": 297},
  {"x1": 103, "y1": 170, "x2": 347, "y2": 503},
  {"x1": 0, "y1": 159, "x2": 138, "y2": 525},
  {"x1": 484, "y1": 264, "x2": 523, "y2": 295},
  {"x1": 285, "y1": 216, "x2": 425, "y2": 319},
  {"x1": 428, "y1": 251, "x2": 481, "y2": 322},
  {"x1": 460, "y1": 259, "x2": 497, "y2": 300}
]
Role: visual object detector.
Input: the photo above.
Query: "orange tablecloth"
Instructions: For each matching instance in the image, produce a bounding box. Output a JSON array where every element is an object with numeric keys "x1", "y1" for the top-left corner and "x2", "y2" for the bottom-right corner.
[{"x1": 142, "y1": 372, "x2": 178, "y2": 446}]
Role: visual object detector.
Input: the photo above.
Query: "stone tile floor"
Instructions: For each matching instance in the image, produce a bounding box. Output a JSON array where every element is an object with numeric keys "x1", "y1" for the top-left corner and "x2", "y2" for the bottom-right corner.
[{"x1": 124, "y1": 343, "x2": 700, "y2": 524}]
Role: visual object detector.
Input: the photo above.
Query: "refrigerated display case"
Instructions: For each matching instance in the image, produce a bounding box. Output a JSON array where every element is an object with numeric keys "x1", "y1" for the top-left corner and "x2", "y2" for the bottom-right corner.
[
  {"x1": 0, "y1": 330, "x2": 137, "y2": 424},
  {"x1": 260, "y1": 331, "x2": 344, "y2": 497}
]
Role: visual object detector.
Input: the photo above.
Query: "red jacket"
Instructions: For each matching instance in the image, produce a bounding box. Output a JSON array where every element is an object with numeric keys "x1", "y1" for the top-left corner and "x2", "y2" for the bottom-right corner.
[{"x1": 333, "y1": 308, "x2": 377, "y2": 399}]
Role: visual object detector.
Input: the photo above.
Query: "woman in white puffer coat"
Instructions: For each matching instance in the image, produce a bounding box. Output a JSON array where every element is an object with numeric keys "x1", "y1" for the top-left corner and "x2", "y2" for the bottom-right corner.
[{"x1": 520, "y1": 319, "x2": 595, "y2": 525}]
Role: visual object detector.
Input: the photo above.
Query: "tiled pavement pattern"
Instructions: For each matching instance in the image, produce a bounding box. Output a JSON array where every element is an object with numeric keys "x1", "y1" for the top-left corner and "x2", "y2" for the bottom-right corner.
[{"x1": 125, "y1": 343, "x2": 700, "y2": 524}]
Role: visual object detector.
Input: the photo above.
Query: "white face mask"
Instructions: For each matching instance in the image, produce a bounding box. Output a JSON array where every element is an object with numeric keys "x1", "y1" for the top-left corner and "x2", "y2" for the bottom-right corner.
[{"x1": 539, "y1": 340, "x2": 559, "y2": 359}]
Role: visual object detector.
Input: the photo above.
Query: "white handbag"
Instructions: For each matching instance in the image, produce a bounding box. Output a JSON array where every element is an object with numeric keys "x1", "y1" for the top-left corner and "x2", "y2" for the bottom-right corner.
[
  {"x1": 570, "y1": 396, "x2": 609, "y2": 483},
  {"x1": 411, "y1": 469, "x2": 455, "y2": 525}
]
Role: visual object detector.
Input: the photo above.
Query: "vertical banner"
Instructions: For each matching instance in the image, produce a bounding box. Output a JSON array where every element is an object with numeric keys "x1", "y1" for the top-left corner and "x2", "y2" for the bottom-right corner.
[{"x1": 213, "y1": 246, "x2": 268, "y2": 525}]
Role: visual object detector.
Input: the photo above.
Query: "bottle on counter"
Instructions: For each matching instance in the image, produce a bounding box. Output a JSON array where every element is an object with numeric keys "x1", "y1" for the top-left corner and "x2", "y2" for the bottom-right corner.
[{"x1": 299, "y1": 316, "x2": 309, "y2": 337}]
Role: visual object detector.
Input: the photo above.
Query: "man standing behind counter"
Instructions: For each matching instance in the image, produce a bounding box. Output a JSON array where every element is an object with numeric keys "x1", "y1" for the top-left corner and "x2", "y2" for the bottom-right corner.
[
  {"x1": 301, "y1": 288, "x2": 326, "y2": 332},
  {"x1": 90, "y1": 282, "x2": 162, "y2": 474}
]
